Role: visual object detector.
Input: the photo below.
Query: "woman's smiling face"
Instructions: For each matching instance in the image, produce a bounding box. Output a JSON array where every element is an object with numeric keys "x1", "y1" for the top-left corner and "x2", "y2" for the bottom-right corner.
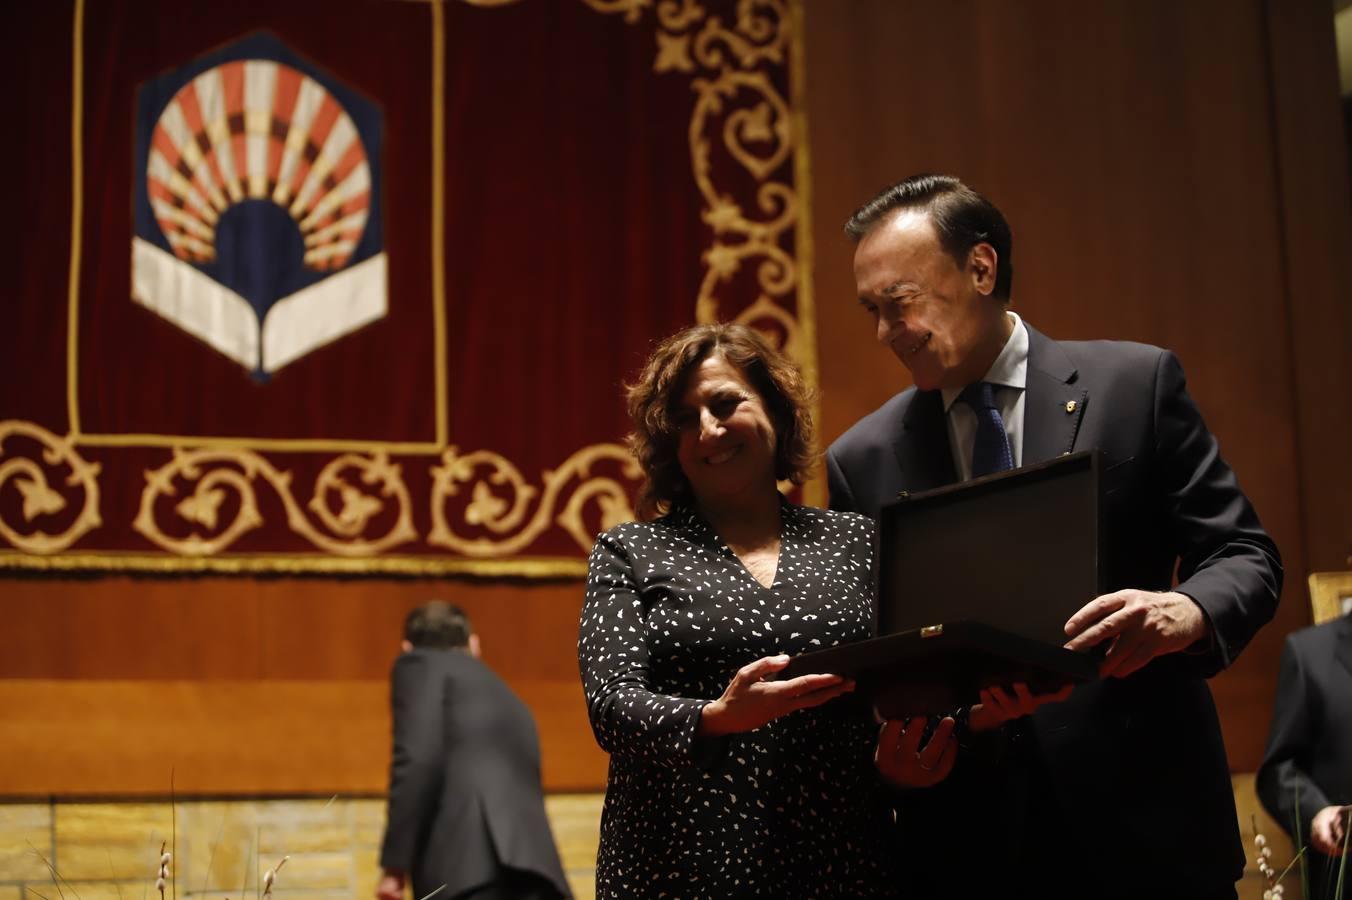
[{"x1": 674, "y1": 353, "x2": 778, "y2": 506}]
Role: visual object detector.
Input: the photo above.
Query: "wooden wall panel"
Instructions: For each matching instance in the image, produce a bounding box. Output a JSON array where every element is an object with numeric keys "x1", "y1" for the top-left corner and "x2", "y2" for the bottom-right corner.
[
  {"x1": 0, "y1": 578, "x2": 583, "y2": 682},
  {"x1": 0, "y1": 678, "x2": 605, "y2": 796},
  {"x1": 0, "y1": 579, "x2": 604, "y2": 792}
]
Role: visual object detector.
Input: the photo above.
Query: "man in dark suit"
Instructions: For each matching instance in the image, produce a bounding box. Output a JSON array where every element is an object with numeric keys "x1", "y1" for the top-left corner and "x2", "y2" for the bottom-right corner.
[
  {"x1": 827, "y1": 174, "x2": 1282, "y2": 898},
  {"x1": 377, "y1": 602, "x2": 570, "y2": 900},
  {"x1": 1258, "y1": 614, "x2": 1352, "y2": 897}
]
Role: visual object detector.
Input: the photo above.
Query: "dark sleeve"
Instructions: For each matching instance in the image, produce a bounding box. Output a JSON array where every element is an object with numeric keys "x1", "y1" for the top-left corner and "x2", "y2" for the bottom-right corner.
[
  {"x1": 1256, "y1": 636, "x2": 1331, "y2": 841},
  {"x1": 578, "y1": 530, "x2": 716, "y2": 770},
  {"x1": 1153, "y1": 350, "x2": 1283, "y2": 672},
  {"x1": 379, "y1": 653, "x2": 445, "y2": 871},
  {"x1": 826, "y1": 446, "x2": 860, "y2": 514}
]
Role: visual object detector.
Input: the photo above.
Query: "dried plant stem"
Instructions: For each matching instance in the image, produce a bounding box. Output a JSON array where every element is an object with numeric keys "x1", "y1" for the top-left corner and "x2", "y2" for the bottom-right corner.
[
  {"x1": 1275, "y1": 847, "x2": 1308, "y2": 885},
  {"x1": 27, "y1": 840, "x2": 78, "y2": 900},
  {"x1": 170, "y1": 770, "x2": 177, "y2": 900},
  {"x1": 200, "y1": 810, "x2": 227, "y2": 895},
  {"x1": 241, "y1": 831, "x2": 255, "y2": 900}
]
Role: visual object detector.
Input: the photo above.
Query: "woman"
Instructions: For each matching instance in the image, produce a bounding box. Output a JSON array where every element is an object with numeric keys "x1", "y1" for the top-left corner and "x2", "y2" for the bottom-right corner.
[{"x1": 578, "y1": 323, "x2": 907, "y2": 898}]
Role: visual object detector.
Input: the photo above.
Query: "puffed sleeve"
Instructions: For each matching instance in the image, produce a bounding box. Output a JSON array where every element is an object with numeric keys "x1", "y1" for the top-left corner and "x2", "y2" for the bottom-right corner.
[
  {"x1": 1154, "y1": 350, "x2": 1282, "y2": 672},
  {"x1": 578, "y1": 528, "x2": 719, "y2": 770}
]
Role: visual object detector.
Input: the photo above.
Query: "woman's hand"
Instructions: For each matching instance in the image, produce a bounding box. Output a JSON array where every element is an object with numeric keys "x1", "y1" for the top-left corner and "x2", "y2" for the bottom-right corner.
[
  {"x1": 969, "y1": 682, "x2": 1073, "y2": 732},
  {"x1": 698, "y1": 654, "x2": 854, "y2": 736},
  {"x1": 875, "y1": 716, "x2": 956, "y2": 788}
]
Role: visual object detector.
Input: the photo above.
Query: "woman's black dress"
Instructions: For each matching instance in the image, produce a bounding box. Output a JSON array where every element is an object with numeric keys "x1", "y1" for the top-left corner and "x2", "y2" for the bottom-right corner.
[{"x1": 579, "y1": 501, "x2": 898, "y2": 899}]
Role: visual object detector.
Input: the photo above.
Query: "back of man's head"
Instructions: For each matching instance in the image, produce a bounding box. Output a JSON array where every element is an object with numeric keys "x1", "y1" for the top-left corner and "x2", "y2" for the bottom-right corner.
[
  {"x1": 844, "y1": 173, "x2": 1014, "y2": 300},
  {"x1": 403, "y1": 601, "x2": 473, "y2": 650}
]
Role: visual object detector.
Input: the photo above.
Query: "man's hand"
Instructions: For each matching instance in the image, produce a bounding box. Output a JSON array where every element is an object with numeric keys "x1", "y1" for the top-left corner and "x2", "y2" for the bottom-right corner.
[
  {"x1": 969, "y1": 682, "x2": 1073, "y2": 732},
  {"x1": 1063, "y1": 589, "x2": 1210, "y2": 678},
  {"x1": 1311, "y1": 805, "x2": 1351, "y2": 856},
  {"x1": 698, "y1": 655, "x2": 854, "y2": 737},
  {"x1": 376, "y1": 870, "x2": 405, "y2": 900},
  {"x1": 874, "y1": 716, "x2": 956, "y2": 788}
]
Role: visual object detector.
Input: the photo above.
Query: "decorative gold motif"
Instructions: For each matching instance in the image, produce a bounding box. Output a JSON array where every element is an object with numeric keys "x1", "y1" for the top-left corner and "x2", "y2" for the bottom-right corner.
[
  {"x1": 429, "y1": 444, "x2": 640, "y2": 557},
  {"x1": 309, "y1": 453, "x2": 407, "y2": 539},
  {"x1": 18, "y1": 477, "x2": 66, "y2": 520},
  {"x1": 657, "y1": 0, "x2": 707, "y2": 31},
  {"x1": 134, "y1": 448, "x2": 416, "y2": 557},
  {"x1": 176, "y1": 483, "x2": 228, "y2": 530},
  {"x1": 586, "y1": 0, "x2": 804, "y2": 360},
  {"x1": 691, "y1": 3, "x2": 786, "y2": 71},
  {"x1": 733, "y1": 294, "x2": 803, "y2": 361},
  {"x1": 0, "y1": 420, "x2": 102, "y2": 554},
  {"x1": 136, "y1": 456, "x2": 263, "y2": 556},
  {"x1": 654, "y1": 31, "x2": 696, "y2": 73}
]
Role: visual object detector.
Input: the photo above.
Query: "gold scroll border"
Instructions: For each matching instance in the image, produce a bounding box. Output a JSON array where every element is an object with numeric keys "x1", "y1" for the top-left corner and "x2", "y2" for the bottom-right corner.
[{"x1": 0, "y1": 0, "x2": 819, "y2": 577}]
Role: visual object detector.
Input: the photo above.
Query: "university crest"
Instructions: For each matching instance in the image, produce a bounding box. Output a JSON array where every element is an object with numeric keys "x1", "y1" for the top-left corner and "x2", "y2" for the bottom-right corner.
[{"x1": 132, "y1": 33, "x2": 385, "y2": 378}]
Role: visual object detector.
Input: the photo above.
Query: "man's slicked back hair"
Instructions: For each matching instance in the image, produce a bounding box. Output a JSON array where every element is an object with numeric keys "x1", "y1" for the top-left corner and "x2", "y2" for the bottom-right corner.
[{"x1": 844, "y1": 174, "x2": 1014, "y2": 299}]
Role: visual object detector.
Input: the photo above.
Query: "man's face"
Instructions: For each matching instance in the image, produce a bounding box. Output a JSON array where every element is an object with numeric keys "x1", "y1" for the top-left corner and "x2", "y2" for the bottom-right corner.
[{"x1": 853, "y1": 209, "x2": 1006, "y2": 391}]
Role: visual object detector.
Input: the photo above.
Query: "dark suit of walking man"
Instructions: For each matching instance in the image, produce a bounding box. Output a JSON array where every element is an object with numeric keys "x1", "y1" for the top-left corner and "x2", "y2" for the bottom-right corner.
[
  {"x1": 827, "y1": 175, "x2": 1282, "y2": 898},
  {"x1": 1257, "y1": 614, "x2": 1352, "y2": 898},
  {"x1": 378, "y1": 602, "x2": 570, "y2": 900}
]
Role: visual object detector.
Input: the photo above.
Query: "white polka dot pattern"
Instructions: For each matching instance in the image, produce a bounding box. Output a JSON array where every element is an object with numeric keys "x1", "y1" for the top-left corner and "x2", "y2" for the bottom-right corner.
[{"x1": 578, "y1": 501, "x2": 900, "y2": 898}]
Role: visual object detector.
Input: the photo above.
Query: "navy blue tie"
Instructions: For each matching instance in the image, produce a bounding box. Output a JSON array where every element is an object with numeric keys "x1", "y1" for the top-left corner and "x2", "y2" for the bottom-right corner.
[{"x1": 960, "y1": 381, "x2": 1014, "y2": 477}]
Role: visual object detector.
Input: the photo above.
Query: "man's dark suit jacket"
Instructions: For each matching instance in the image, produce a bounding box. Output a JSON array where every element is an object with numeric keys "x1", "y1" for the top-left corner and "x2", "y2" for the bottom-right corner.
[
  {"x1": 1257, "y1": 615, "x2": 1352, "y2": 897},
  {"x1": 826, "y1": 324, "x2": 1281, "y2": 897},
  {"x1": 380, "y1": 648, "x2": 570, "y2": 900}
]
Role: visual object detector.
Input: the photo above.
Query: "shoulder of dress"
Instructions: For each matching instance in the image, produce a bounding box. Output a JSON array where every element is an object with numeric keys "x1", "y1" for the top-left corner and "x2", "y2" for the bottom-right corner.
[
  {"x1": 592, "y1": 514, "x2": 705, "y2": 564},
  {"x1": 595, "y1": 518, "x2": 661, "y2": 546},
  {"x1": 785, "y1": 503, "x2": 875, "y2": 539}
]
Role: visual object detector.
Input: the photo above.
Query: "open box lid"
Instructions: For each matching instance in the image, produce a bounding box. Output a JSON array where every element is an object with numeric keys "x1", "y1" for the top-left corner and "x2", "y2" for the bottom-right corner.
[{"x1": 782, "y1": 451, "x2": 1105, "y2": 715}]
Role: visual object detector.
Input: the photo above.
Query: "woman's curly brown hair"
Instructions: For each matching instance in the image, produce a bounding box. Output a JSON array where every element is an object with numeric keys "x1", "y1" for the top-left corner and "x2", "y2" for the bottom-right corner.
[{"x1": 625, "y1": 323, "x2": 816, "y2": 521}]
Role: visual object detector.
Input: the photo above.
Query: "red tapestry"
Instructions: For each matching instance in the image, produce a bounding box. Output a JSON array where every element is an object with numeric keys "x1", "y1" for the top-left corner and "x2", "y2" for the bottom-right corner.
[{"x1": 0, "y1": 0, "x2": 814, "y2": 577}]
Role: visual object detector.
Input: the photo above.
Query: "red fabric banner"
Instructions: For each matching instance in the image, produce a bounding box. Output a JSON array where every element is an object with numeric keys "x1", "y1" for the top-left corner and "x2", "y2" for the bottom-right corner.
[{"x1": 0, "y1": 0, "x2": 812, "y2": 576}]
